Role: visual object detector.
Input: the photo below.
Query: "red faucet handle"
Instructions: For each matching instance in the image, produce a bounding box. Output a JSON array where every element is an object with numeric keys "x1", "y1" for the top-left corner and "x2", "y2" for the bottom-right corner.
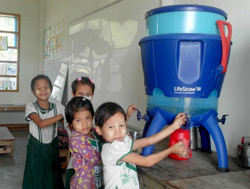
[{"x1": 216, "y1": 20, "x2": 232, "y2": 74}]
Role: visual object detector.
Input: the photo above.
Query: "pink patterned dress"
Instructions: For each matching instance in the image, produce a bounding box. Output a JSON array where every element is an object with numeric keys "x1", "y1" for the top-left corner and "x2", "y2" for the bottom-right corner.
[{"x1": 69, "y1": 130, "x2": 101, "y2": 189}]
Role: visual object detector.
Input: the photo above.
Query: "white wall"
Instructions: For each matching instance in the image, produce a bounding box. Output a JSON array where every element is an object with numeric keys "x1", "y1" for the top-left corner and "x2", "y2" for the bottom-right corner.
[
  {"x1": 0, "y1": 0, "x2": 42, "y2": 124},
  {"x1": 44, "y1": 0, "x2": 122, "y2": 29}
]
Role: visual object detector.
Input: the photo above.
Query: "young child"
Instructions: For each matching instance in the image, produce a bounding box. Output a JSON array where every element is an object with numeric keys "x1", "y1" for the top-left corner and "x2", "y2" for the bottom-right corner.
[
  {"x1": 95, "y1": 102, "x2": 188, "y2": 189},
  {"x1": 65, "y1": 76, "x2": 100, "y2": 189},
  {"x1": 22, "y1": 74, "x2": 64, "y2": 189},
  {"x1": 65, "y1": 76, "x2": 137, "y2": 188},
  {"x1": 70, "y1": 76, "x2": 137, "y2": 119},
  {"x1": 71, "y1": 76, "x2": 95, "y2": 100},
  {"x1": 65, "y1": 96, "x2": 102, "y2": 188}
]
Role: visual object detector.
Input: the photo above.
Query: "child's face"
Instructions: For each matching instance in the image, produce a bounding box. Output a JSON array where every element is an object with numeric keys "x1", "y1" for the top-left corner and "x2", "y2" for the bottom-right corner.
[
  {"x1": 73, "y1": 84, "x2": 93, "y2": 100},
  {"x1": 72, "y1": 110, "x2": 93, "y2": 136},
  {"x1": 33, "y1": 79, "x2": 51, "y2": 101},
  {"x1": 97, "y1": 112, "x2": 127, "y2": 143}
]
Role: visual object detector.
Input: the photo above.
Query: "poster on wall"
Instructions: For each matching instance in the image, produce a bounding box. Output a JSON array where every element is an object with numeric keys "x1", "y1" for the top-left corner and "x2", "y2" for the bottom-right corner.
[
  {"x1": 43, "y1": 19, "x2": 68, "y2": 61},
  {"x1": 49, "y1": 36, "x2": 57, "y2": 50}
]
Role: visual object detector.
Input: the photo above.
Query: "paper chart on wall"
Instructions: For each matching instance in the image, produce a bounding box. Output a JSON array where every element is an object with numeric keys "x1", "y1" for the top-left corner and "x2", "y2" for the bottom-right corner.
[{"x1": 43, "y1": 19, "x2": 68, "y2": 60}]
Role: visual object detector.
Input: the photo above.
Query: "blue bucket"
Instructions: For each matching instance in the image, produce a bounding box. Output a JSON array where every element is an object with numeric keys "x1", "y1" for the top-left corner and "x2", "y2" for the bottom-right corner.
[
  {"x1": 146, "y1": 5, "x2": 227, "y2": 36},
  {"x1": 139, "y1": 33, "x2": 232, "y2": 115}
]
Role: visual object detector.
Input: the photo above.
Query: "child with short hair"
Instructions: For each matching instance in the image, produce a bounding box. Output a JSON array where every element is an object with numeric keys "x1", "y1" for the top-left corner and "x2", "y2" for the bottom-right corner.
[
  {"x1": 65, "y1": 96, "x2": 102, "y2": 188},
  {"x1": 65, "y1": 76, "x2": 137, "y2": 188},
  {"x1": 95, "y1": 102, "x2": 187, "y2": 189},
  {"x1": 22, "y1": 74, "x2": 64, "y2": 189}
]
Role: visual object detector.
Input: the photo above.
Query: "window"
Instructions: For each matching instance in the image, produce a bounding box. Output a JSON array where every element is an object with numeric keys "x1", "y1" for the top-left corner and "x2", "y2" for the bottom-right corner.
[{"x1": 0, "y1": 13, "x2": 20, "y2": 92}]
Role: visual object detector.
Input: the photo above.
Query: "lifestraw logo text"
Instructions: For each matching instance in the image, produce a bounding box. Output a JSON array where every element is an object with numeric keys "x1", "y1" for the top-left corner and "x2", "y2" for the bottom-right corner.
[{"x1": 174, "y1": 86, "x2": 201, "y2": 93}]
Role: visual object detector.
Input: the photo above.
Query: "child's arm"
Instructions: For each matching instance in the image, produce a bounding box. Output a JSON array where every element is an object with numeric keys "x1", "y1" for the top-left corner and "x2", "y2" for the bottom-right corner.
[
  {"x1": 126, "y1": 104, "x2": 137, "y2": 122},
  {"x1": 122, "y1": 141, "x2": 186, "y2": 167},
  {"x1": 132, "y1": 113, "x2": 186, "y2": 151},
  {"x1": 29, "y1": 113, "x2": 63, "y2": 128}
]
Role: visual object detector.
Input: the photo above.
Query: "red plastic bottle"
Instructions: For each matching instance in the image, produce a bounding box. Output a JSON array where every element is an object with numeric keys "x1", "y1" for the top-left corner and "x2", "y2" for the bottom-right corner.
[{"x1": 169, "y1": 128, "x2": 192, "y2": 160}]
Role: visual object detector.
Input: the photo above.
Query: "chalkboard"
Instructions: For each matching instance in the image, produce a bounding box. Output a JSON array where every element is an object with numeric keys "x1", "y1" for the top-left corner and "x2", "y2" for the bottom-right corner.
[{"x1": 68, "y1": 0, "x2": 159, "y2": 128}]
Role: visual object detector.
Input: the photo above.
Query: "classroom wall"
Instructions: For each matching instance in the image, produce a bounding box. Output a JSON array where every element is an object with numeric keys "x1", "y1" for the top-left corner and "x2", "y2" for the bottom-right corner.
[
  {"x1": 0, "y1": 0, "x2": 43, "y2": 124},
  {"x1": 43, "y1": 0, "x2": 129, "y2": 106}
]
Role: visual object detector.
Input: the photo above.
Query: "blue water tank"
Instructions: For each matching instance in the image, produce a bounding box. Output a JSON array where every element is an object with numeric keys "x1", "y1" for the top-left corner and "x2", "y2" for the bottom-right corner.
[
  {"x1": 140, "y1": 5, "x2": 232, "y2": 115},
  {"x1": 145, "y1": 4, "x2": 227, "y2": 36},
  {"x1": 139, "y1": 34, "x2": 227, "y2": 115}
]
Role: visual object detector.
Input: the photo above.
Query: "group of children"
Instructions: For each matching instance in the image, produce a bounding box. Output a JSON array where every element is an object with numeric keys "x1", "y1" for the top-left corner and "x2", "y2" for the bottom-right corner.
[{"x1": 22, "y1": 74, "x2": 188, "y2": 189}]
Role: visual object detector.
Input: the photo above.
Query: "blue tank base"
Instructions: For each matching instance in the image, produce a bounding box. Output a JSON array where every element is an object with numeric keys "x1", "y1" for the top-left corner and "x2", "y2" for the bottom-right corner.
[
  {"x1": 141, "y1": 107, "x2": 228, "y2": 171},
  {"x1": 142, "y1": 107, "x2": 177, "y2": 156},
  {"x1": 190, "y1": 110, "x2": 229, "y2": 171},
  {"x1": 142, "y1": 119, "x2": 151, "y2": 138}
]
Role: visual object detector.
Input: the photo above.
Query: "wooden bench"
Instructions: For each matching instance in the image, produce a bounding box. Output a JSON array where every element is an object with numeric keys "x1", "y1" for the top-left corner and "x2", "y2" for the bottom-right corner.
[
  {"x1": 0, "y1": 127, "x2": 16, "y2": 157},
  {"x1": 0, "y1": 104, "x2": 29, "y2": 131}
]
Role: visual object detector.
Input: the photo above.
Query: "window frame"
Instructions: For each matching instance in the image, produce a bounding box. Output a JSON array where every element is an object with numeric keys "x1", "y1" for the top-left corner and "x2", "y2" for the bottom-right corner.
[{"x1": 0, "y1": 12, "x2": 21, "y2": 92}]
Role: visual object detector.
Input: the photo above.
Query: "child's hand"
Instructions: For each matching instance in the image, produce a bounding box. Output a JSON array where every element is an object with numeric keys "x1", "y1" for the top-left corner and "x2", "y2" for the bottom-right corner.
[
  {"x1": 171, "y1": 113, "x2": 187, "y2": 130},
  {"x1": 126, "y1": 104, "x2": 138, "y2": 120},
  {"x1": 169, "y1": 141, "x2": 187, "y2": 157}
]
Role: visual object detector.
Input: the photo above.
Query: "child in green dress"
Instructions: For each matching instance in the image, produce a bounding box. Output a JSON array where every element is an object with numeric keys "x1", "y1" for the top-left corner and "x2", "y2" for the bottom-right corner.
[{"x1": 22, "y1": 74, "x2": 64, "y2": 189}]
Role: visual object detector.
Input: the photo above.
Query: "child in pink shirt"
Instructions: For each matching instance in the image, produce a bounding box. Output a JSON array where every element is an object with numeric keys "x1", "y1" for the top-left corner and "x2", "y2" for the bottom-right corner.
[{"x1": 65, "y1": 96, "x2": 102, "y2": 188}]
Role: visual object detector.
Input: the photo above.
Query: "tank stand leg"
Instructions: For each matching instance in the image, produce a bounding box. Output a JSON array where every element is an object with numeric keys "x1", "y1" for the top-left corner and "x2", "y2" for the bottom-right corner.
[
  {"x1": 142, "y1": 119, "x2": 151, "y2": 138},
  {"x1": 141, "y1": 111, "x2": 167, "y2": 156},
  {"x1": 192, "y1": 110, "x2": 229, "y2": 172}
]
